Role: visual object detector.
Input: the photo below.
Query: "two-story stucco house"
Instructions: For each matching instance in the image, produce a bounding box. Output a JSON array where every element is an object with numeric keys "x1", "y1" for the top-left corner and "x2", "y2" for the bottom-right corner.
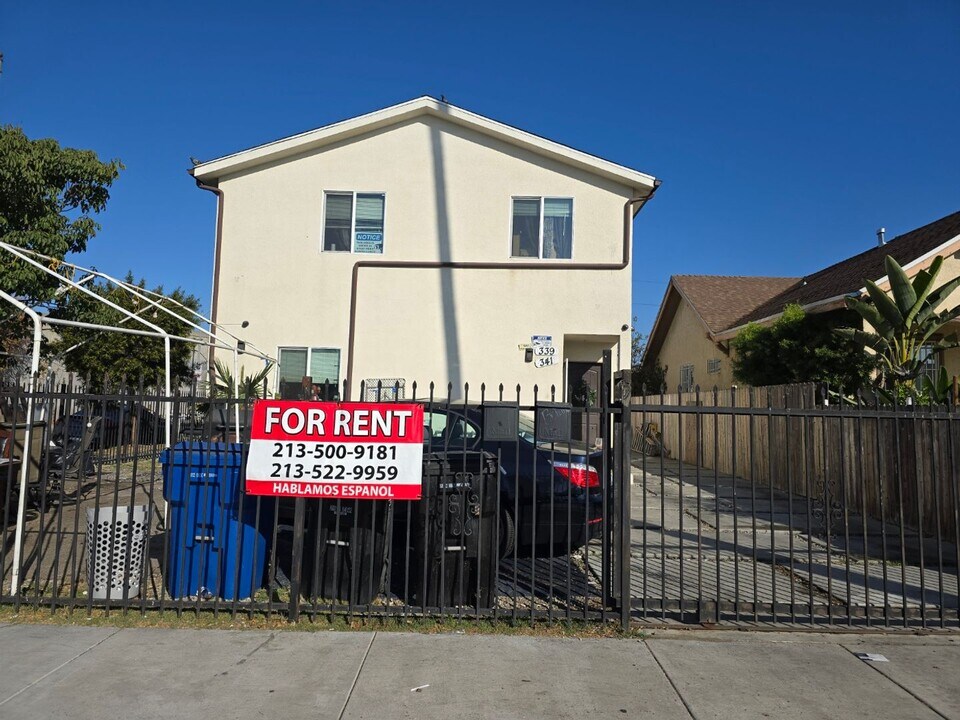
[{"x1": 189, "y1": 97, "x2": 658, "y2": 403}]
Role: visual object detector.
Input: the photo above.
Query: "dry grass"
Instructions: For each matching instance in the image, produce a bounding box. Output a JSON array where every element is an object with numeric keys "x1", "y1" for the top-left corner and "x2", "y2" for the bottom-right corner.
[{"x1": 0, "y1": 603, "x2": 644, "y2": 638}]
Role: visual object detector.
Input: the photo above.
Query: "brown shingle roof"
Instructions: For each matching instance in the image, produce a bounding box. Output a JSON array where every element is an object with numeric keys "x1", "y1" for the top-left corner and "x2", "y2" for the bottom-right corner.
[
  {"x1": 672, "y1": 275, "x2": 800, "y2": 334},
  {"x1": 735, "y1": 210, "x2": 960, "y2": 328}
]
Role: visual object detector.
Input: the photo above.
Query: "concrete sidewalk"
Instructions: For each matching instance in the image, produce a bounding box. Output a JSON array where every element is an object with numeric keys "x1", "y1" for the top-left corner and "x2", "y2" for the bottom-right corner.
[{"x1": 1, "y1": 624, "x2": 958, "y2": 720}]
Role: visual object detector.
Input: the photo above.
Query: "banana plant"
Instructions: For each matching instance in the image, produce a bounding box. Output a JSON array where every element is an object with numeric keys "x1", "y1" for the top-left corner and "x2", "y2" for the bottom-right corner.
[
  {"x1": 920, "y1": 366, "x2": 954, "y2": 405},
  {"x1": 839, "y1": 255, "x2": 960, "y2": 390}
]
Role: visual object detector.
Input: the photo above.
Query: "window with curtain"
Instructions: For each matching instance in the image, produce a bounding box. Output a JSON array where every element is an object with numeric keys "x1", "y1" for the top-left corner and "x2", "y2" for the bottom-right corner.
[
  {"x1": 309, "y1": 349, "x2": 340, "y2": 386},
  {"x1": 354, "y1": 193, "x2": 385, "y2": 254},
  {"x1": 323, "y1": 194, "x2": 353, "y2": 252},
  {"x1": 511, "y1": 198, "x2": 540, "y2": 257},
  {"x1": 510, "y1": 197, "x2": 573, "y2": 259},
  {"x1": 322, "y1": 192, "x2": 385, "y2": 253},
  {"x1": 278, "y1": 348, "x2": 309, "y2": 384},
  {"x1": 277, "y1": 347, "x2": 341, "y2": 388}
]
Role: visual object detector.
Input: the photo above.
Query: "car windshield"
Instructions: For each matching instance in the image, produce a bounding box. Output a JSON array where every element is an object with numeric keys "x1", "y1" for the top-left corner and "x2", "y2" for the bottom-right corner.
[
  {"x1": 517, "y1": 411, "x2": 594, "y2": 454},
  {"x1": 517, "y1": 413, "x2": 536, "y2": 443}
]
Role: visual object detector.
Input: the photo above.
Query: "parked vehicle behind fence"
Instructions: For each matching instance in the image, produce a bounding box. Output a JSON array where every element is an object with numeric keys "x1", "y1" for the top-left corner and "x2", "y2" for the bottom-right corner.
[
  {"x1": 54, "y1": 401, "x2": 165, "y2": 448},
  {"x1": 415, "y1": 404, "x2": 605, "y2": 556}
]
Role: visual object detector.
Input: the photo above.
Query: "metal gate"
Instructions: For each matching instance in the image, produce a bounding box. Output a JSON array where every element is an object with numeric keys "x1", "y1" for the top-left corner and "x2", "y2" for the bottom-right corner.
[{"x1": 626, "y1": 386, "x2": 960, "y2": 629}]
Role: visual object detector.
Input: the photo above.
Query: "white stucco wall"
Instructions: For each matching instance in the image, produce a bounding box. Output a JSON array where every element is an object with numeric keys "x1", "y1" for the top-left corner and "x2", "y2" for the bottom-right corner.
[{"x1": 213, "y1": 114, "x2": 641, "y2": 399}]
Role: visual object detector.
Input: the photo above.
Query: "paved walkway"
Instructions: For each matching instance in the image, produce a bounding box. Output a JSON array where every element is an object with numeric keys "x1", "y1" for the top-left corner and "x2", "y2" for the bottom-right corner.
[
  {"x1": 623, "y1": 455, "x2": 959, "y2": 622},
  {"x1": 1, "y1": 624, "x2": 958, "y2": 719}
]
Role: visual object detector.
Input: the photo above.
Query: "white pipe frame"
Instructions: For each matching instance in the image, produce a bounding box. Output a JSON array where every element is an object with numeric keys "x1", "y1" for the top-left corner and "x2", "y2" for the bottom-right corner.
[
  {"x1": 53, "y1": 266, "x2": 246, "y2": 439},
  {"x1": 24, "y1": 253, "x2": 274, "y2": 364},
  {"x1": 0, "y1": 242, "x2": 175, "y2": 446},
  {"x1": 0, "y1": 289, "x2": 42, "y2": 596},
  {"x1": 117, "y1": 282, "x2": 275, "y2": 363},
  {"x1": 0, "y1": 244, "x2": 279, "y2": 442},
  {"x1": 5, "y1": 243, "x2": 278, "y2": 363},
  {"x1": 0, "y1": 245, "x2": 281, "y2": 595},
  {"x1": 7, "y1": 244, "x2": 276, "y2": 400}
]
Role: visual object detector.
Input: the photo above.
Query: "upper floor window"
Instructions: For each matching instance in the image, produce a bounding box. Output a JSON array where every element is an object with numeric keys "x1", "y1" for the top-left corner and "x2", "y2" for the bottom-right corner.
[
  {"x1": 323, "y1": 192, "x2": 385, "y2": 254},
  {"x1": 511, "y1": 197, "x2": 573, "y2": 259}
]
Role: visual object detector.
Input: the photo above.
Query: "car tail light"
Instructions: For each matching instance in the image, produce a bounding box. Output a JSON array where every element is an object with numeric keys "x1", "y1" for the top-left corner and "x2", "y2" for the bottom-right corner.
[{"x1": 552, "y1": 461, "x2": 600, "y2": 488}]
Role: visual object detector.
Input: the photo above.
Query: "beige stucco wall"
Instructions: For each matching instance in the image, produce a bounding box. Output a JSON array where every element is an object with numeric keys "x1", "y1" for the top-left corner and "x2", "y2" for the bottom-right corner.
[
  {"x1": 213, "y1": 115, "x2": 638, "y2": 399},
  {"x1": 654, "y1": 299, "x2": 733, "y2": 392},
  {"x1": 931, "y1": 251, "x2": 960, "y2": 378},
  {"x1": 885, "y1": 248, "x2": 960, "y2": 380}
]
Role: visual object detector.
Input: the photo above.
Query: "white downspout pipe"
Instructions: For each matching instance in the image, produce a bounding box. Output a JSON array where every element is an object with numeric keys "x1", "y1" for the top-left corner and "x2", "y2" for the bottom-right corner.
[{"x1": 0, "y1": 290, "x2": 41, "y2": 596}]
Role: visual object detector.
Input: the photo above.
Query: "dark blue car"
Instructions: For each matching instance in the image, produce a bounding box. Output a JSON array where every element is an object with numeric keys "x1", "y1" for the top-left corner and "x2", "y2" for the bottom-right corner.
[{"x1": 418, "y1": 405, "x2": 606, "y2": 556}]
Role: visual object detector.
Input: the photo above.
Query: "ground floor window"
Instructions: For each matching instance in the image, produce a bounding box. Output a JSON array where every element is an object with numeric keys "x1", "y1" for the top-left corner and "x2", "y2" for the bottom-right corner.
[
  {"x1": 277, "y1": 347, "x2": 341, "y2": 395},
  {"x1": 680, "y1": 364, "x2": 694, "y2": 392},
  {"x1": 918, "y1": 344, "x2": 941, "y2": 382}
]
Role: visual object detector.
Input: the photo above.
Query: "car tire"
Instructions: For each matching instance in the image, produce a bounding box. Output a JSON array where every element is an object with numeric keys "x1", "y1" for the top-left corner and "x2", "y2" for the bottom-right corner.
[{"x1": 498, "y1": 509, "x2": 516, "y2": 559}]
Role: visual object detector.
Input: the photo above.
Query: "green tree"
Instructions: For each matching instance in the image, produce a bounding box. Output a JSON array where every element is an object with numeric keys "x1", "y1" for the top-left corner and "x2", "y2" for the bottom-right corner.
[
  {"x1": 631, "y1": 320, "x2": 667, "y2": 394},
  {"x1": 841, "y1": 255, "x2": 960, "y2": 392},
  {"x1": 0, "y1": 126, "x2": 122, "y2": 306},
  {"x1": 48, "y1": 274, "x2": 201, "y2": 390},
  {"x1": 0, "y1": 126, "x2": 122, "y2": 373},
  {"x1": 732, "y1": 304, "x2": 875, "y2": 392}
]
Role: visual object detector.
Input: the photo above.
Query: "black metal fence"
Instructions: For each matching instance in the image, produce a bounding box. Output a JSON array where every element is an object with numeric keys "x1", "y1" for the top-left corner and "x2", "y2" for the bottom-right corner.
[
  {"x1": 0, "y1": 365, "x2": 631, "y2": 626},
  {"x1": 631, "y1": 386, "x2": 960, "y2": 628},
  {"x1": 2, "y1": 370, "x2": 958, "y2": 630}
]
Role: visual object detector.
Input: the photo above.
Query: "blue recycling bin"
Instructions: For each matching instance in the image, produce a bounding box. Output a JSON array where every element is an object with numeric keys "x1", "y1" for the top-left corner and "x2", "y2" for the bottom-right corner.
[{"x1": 160, "y1": 442, "x2": 274, "y2": 600}]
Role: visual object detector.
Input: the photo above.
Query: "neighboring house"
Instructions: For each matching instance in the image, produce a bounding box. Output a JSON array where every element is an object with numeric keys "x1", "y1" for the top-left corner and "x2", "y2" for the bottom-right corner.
[
  {"x1": 189, "y1": 96, "x2": 658, "y2": 404},
  {"x1": 644, "y1": 210, "x2": 960, "y2": 391}
]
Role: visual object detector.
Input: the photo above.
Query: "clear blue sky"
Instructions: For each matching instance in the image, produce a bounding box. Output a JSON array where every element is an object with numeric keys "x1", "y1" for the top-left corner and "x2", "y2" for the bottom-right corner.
[{"x1": 2, "y1": 1, "x2": 958, "y2": 337}]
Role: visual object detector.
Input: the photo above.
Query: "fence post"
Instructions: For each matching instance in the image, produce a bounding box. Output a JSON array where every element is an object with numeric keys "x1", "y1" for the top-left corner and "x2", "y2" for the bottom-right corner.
[
  {"x1": 614, "y1": 367, "x2": 632, "y2": 631},
  {"x1": 288, "y1": 498, "x2": 305, "y2": 623},
  {"x1": 600, "y1": 351, "x2": 613, "y2": 608}
]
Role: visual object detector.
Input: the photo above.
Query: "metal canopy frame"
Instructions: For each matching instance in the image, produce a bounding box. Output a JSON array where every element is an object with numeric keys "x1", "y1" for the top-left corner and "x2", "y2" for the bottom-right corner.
[{"x1": 0, "y1": 241, "x2": 274, "y2": 595}]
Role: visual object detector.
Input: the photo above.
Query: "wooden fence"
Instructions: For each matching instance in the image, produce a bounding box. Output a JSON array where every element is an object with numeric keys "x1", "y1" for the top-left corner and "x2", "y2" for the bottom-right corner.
[{"x1": 632, "y1": 384, "x2": 960, "y2": 546}]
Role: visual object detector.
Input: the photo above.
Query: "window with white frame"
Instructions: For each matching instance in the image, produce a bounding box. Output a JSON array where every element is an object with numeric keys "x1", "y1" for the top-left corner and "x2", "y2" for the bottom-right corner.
[
  {"x1": 277, "y1": 347, "x2": 341, "y2": 390},
  {"x1": 918, "y1": 344, "x2": 941, "y2": 383},
  {"x1": 322, "y1": 192, "x2": 385, "y2": 253},
  {"x1": 511, "y1": 197, "x2": 573, "y2": 259},
  {"x1": 680, "y1": 364, "x2": 695, "y2": 392},
  {"x1": 707, "y1": 358, "x2": 722, "y2": 374}
]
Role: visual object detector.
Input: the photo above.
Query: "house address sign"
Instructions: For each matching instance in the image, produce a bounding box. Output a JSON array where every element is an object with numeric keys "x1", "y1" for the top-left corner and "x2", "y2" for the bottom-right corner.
[
  {"x1": 531, "y1": 335, "x2": 558, "y2": 368},
  {"x1": 245, "y1": 400, "x2": 425, "y2": 500}
]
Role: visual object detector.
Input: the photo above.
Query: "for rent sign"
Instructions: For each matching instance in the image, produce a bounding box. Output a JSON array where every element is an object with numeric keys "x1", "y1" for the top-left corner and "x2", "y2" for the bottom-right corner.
[{"x1": 245, "y1": 401, "x2": 424, "y2": 500}]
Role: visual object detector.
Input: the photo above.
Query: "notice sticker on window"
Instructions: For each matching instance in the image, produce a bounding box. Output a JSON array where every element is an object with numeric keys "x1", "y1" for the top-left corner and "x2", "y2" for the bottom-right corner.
[
  {"x1": 245, "y1": 400, "x2": 424, "y2": 499},
  {"x1": 355, "y1": 232, "x2": 383, "y2": 253}
]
